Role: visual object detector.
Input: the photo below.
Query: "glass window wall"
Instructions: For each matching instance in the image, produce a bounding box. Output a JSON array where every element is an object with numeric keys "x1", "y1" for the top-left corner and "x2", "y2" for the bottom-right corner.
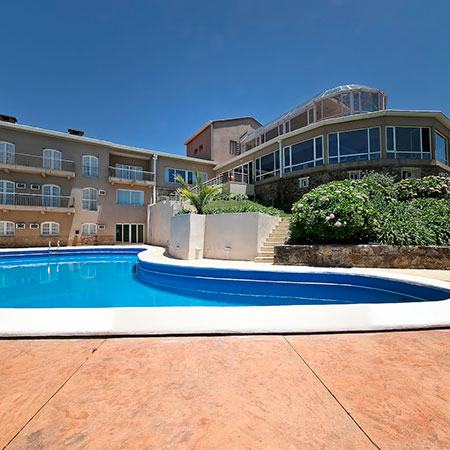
[
  {"x1": 386, "y1": 127, "x2": 431, "y2": 159},
  {"x1": 436, "y1": 132, "x2": 449, "y2": 165},
  {"x1": 255, "y1": 150, "x2": 280, "y2": 181},
  {"x1": 283, "y1": 137, "x2": 323, "y2": 174}
]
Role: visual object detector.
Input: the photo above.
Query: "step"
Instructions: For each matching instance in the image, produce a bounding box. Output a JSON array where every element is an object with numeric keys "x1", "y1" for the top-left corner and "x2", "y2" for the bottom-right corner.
[
  {"x1": 254, "y1": 257, "x2": 274, "y2": 263},
  {"x1": 266, "y1": 238, "x2": 288, "y2": 244},
  {"x1": 257, "y1": 251, "x2": 275, "y2": 257}
]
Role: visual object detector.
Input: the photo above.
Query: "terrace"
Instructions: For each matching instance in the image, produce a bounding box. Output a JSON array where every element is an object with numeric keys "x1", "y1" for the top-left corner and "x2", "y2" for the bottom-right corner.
[{"x1": 1, "y1": 329, "x2": 449, "y2": 448}]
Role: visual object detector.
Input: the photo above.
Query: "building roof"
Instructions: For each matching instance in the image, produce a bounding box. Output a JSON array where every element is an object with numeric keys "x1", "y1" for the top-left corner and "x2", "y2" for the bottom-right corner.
[
  {"x1": 0, "y1": 120, "x2": 216, "y2": 165},
  {"x1": 183, "y1": 117, "x2": 262, "y2": 146},
  {"x1": 243, "y1": 84, "x2": 386, "y2": 144}
]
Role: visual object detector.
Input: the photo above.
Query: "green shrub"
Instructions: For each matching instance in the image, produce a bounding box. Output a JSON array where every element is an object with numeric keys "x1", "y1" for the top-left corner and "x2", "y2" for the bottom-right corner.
[
  {"x1": 376, "y1": 198, "x2": 450, "y2": 246},
  {"x1": 290, "y1": 180, "x2": 379, "y2": 244},
  {"x1": 393, "y1": 175, "x2": 450, "y2": 201},
  {"x1": 203, "y1": 199, "x2": 282, "y2": 216},
  {"x1": 214, "y1": 190, "x2": 249, "y2": 201}
]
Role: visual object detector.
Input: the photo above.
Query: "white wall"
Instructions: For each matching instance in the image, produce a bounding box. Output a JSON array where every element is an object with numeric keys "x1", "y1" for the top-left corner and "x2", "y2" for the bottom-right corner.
[
  {"x1": 204, "y1": 213, "x2": 279, "y2": 261},
  {"x1": 169, "y1": 214, "x2": 205, "y2": 260},
  {"x1": 149, "y1": 200, "x2": 182, "y2": 247}
]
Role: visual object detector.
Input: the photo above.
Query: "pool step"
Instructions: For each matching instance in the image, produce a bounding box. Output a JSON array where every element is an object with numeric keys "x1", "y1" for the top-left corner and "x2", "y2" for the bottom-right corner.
[{"x1": 255, "y1": 217, "x2": 291, "y2": 264}]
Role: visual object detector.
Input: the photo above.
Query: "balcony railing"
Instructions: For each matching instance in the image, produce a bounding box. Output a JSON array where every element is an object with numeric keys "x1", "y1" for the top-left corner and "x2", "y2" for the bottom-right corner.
[
  {"x1": 0, "y1": 152, "x2": 75, "y2": 172},
  {"x1": 0, "y1": 193, "x2": 74, "y2": 208},
  {"x1": 108, "y1": 166, "x2": 154, "y2": 182}
]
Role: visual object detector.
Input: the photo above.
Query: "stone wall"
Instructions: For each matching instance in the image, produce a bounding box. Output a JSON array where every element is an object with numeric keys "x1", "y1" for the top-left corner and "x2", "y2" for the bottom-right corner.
[
  {"x1": 0, "y1": 236, "x2": 69, "y2": 248},
  {"x1": 255, "y1": 164, "x2": 450, "y2": 206},
  {"x1": 274, "y1": 244, "x2": 450, "y2": 269}
]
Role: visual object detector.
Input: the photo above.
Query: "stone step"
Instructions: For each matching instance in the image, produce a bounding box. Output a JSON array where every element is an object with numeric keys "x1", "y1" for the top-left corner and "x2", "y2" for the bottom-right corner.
[
  {"x1": 266, "y1": 238, "x2": 288, "y2": 244},
  {"x1": 257, "y1": 252, "x2": 275, "y2": 258},
  {"x1": 254, "y1": 256, "x2": 274, "y2": 263}
]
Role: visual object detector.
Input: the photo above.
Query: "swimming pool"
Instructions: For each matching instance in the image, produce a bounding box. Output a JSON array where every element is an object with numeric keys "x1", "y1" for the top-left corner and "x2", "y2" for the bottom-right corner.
[{"x1": 0, "y1": 246, "x2": 449, "y2": 335}]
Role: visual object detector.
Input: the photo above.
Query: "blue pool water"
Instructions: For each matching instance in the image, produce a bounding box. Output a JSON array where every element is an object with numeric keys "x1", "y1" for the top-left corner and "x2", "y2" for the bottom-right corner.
[{"x1": 0, "y1": 250, "x2": 449, "y2": 308}]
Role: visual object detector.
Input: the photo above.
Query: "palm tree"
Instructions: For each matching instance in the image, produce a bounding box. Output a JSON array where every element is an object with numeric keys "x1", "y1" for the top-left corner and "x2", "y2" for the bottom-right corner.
[{"x1": 176, "y1": 170, "x2": 220, "y2": 214}]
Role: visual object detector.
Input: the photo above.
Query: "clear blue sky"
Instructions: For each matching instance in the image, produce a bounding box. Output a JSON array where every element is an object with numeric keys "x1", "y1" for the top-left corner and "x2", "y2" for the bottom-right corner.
[{"x1": 2, "y1": 0, "x2": 449, "y2": 156}]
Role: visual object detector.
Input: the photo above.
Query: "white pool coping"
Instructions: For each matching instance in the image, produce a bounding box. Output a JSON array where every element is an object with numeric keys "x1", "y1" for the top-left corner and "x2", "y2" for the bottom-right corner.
[{"x1": 0, "y1": 246, "x2": 449, "y2": 336}]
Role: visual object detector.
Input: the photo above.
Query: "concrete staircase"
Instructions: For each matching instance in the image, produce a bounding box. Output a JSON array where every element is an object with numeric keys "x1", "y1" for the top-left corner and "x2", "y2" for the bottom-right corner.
[{"x1": 254, "y1": 217, "x2": 291, "y2": 263}]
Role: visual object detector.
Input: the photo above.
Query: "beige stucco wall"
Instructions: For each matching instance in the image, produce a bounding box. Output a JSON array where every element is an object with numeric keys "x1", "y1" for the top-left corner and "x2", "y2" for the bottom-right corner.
[
  {"x1": 169, "y1": 214, "x2": 205, "y2": 260},
  {"x1": 211, "y1": 119, "x2": 261, "y2": 165},
  {"x1": 204, "y1": 212, "x2": 279, "y2": 260},
  {"x1": 186, "y1": 126, "x2": 212, "y2": 160}
]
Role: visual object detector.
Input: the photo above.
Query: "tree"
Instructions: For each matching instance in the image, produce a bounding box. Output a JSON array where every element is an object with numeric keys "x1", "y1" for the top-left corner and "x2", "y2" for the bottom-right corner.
[{"x1": 176, "y1": 170, "x2": 220, "y2": 214}]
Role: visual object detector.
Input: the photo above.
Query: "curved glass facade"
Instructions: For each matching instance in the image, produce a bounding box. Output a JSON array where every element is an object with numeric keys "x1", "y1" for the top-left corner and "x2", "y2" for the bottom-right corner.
[{"x1": 243, "y1": 85, "x2": 387, "y2": 150}]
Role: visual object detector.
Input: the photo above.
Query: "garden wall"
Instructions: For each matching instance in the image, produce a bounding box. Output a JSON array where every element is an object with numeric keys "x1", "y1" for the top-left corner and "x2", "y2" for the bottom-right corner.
[{"x1": 274, "y1": 244, "x2": 450, "y2": 269}]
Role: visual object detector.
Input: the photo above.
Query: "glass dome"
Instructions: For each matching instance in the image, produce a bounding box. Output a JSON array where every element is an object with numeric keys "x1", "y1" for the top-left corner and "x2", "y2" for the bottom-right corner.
[{"x1": 243, "y1": 85, "x2": 387, "y2": 149}]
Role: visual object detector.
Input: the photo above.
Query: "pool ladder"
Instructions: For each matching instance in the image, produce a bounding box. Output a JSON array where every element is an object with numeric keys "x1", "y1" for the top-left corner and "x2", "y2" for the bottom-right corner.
[{"x1": 48, "y1": 240, "x2": 60, "y2": 256}]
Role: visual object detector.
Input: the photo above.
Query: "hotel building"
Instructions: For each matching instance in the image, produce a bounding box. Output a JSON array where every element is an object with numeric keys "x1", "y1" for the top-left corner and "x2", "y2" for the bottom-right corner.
[{"x1": 1, "y1": 84, "x2": 449, "y2": 247}]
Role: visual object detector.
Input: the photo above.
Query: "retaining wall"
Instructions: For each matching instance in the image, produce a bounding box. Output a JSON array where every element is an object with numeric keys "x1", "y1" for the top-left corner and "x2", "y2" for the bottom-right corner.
[{"x1": 274, "y1": 244, "x2": 450, "y2": 269}]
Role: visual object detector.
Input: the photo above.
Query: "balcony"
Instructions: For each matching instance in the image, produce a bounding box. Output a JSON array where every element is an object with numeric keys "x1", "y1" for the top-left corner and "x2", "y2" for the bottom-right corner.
[
  {"x1": 0, "y1": 193, "x2": 75, "y2": 214},
  {"x1": 108, "y1": 166, "x2": 154, "y2": 187},
  {"x1": 0, "y1": 153, "x2": 75, "y2": 179}
]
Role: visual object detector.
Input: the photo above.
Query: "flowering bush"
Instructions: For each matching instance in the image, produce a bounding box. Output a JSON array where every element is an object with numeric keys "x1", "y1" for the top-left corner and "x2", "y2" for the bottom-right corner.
[
  {"x1": 290, "y1": 180, "x2": 379, "y2": 244},
  {"x1": 394, "y1": 176, "x2": 450, "y2": 201}
]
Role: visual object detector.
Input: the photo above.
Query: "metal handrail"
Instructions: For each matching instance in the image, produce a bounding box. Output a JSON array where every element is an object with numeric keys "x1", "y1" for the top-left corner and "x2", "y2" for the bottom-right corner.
[
  {"x1": 0, "y1": 193, "x2": 74, "y2": 208},
  {"x1": 108, "y1": 166, "x2": 154, "y2": 182},
  {"x1": 0, "y1": 152, "x2": 75, "y2": 172}
]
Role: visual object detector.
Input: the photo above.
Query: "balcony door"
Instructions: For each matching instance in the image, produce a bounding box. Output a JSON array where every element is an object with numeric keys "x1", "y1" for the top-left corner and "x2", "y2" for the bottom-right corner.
[
  {"x1": 42, "y1": 184, "x2": 61, "y2": 207},
  {"x1": 0, "y1": 180, "x2": 14, "y2": 205},
  {"x1": 0, "y1": 142, "x2": 15, "y2": 165},
  {"x1": 43, "y1": 149, "x2": 62, "y2": 170},
  {"x1": 115, "y1": 224, "x2": 144, "y2": 243}
]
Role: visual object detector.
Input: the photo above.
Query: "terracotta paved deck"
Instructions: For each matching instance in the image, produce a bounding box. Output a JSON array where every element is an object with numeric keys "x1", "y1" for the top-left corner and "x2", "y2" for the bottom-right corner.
[{"x1": 1, "y1": 330, "x2": 449, "y2": 449}]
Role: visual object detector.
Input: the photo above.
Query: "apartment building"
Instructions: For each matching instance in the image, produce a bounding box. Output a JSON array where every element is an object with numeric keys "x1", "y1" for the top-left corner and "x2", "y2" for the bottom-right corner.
[{"x1": 0, "y1": 119, "x2": 214, "y2": 247}]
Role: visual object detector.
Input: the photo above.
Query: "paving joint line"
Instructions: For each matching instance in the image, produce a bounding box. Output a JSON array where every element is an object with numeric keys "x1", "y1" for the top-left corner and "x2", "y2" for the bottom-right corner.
[
  {"x1": 3, "y1": 338, "x2": 107, "y2": 449},
  {"x1": 282, "y1": 335, "x2": 380, "y2": 449}
]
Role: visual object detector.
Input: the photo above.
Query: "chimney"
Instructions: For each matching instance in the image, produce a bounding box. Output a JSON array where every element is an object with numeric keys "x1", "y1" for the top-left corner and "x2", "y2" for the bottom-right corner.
[
  {"x1": 68, "y1": 128, "x2": 84, "y2": 136},
  {"x1": 0, "y1": 114, "x2": 18, "y2": 124}
]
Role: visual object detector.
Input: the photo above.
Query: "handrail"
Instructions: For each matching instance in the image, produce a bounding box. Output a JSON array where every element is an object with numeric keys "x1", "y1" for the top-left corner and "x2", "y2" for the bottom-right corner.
[
  {"x1": 0, "y1": 193, "x2": 74, "y2": 208},
  {"x1": 108, "y1": 166, "x2": 154, "y2": 182},
  {"x1": 0, "y1": 151, "x2": 75, "y2": 172}
]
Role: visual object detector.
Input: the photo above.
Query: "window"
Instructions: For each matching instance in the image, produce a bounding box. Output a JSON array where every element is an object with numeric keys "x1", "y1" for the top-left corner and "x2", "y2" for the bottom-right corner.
[
  {"x1": 348, "y1": 170, "x2": 362, "y2": 180},
  {"x1": 283, "y1": 136, "x2": 323, "y2": 174},
  {"x1": 224, "y1": 161, "x2": 253, "y2": 184},
  {"x1": 82, "y1": 223, "x2": 97, "y2": 236},
  {"x1": 0, "y1": 221, "x2": 14, "y2": 236},
  {"x1": 115, "y1": 224, "x2": 144, "y2": 243},
  {"x1": 386, "y1": 127, "x2": 431, "y2": 160},
  {"x1": 30, "y1": 223, "x2": 39, "y2": 229},
  {"x1": 401, "y1": 169, "x2": 420, "y2": 180},
  {"x1": 42, "y1": 184, "x2": 61, "y2": 207},
  {"x1": 230, "y1": 141, "x2": 237, "y2": 155},
  {"x1": 298, "y1": 177, "x2": 309, "y2": 188},
  {"x1": 435, "y1": 132, "x2": 449, "y2": 166},
  {"x1": 115, "y1": 164, "x2": 143, "y2": 180},
  {"x1": 16, "y1": 183, "x2": 26, "y2": 189},
  {"x1": 41, "y1": 222, "x2": 59, "y2": 236},
  {"x1": 255, "y1": 150, "x2": 280, "y2": 181},
  {"x1": 164, "y1": 168, "x2": 207, "y2": 185},
  {"x1": 82, "y1": 188, "x2": 98, "y2": 211},
  {"x1": 116, "y1": 189, "x2": 144, "y2": 205},
  {"x1": 0, "y1": 180, "x2": 15, "y2": 205},
  {"x1": 0, "y1": 142, "x2": 15, "y2": 164},
  {"x1": 328, "y1": 128, "x2": 381, "y2": 164},
  {"x1": 82, "y1": 155, "x2": 99, "y2": 177},
  {"x1": 30, "y1": 184, "x2": 40, "y2": 190},
  {"x1": 43, "y1": 149, "x2": 62, "y2": 170},
  {"x1": 15, "y1": 223, "x2": 25, "y2": 229}
]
